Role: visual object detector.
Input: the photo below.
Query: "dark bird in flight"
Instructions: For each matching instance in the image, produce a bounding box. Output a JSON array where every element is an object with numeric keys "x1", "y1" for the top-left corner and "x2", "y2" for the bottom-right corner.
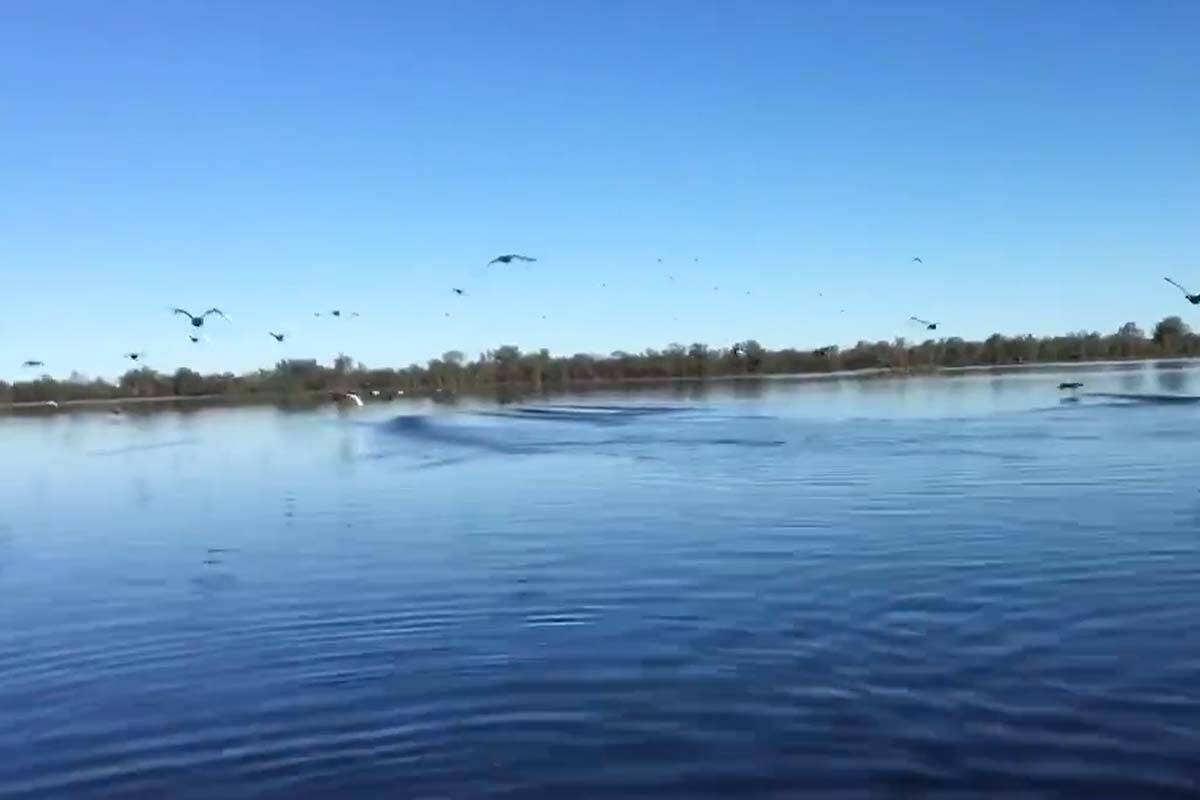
[
  {"x1": 331, "y1": 310, "x2": 341, "y2": 317},
  {"x1": 189, "y1": 335, "x2": 200, "y2": 343},
  {"x1": 912, "y1": 257, "x2": 923, "y2": 263},
  {"x1": 910, "y1": 315, "x2": 938, "y2": 331},
  {"x1": 123, "y1": 352, "x2": 145, "y2": 361},
  {"x1": 489, "y1": 254, "x2": 536, "y2": 265},
  {"x1": 657, "y1": 258, "x2": 663, "y2": 263},
  {"x1": 173, "y1": 308, "x2": 228, "y2": 328},
  {"x1": 1164, "y1": 277, "x2": 1200, "y2": 304},
  {"x1": 269, "y1": 332, "x2": 285, "y2": 342},
  {"x1": 452, "y1": 288, "x2": 465, "y2": 296},
  {"x1": 1058, "y1": 382, "x2": 1084, "y2": 390},
  {"x1": 22, "y1": 360, "x2": 44, "y2": 368}
]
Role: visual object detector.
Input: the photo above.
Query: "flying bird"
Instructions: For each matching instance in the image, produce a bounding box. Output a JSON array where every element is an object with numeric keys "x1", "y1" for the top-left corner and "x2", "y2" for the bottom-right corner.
[
  {"x1": 910, "y1": 316, "x2": 938, "y2": 331},
  {"x1": 21, "y1": 360, "x2": 44, "y2": 368},
  {"x1": 912, "y1": 257, "x2": 923, "y2": 263},
  {"x1": 123, "y1": 352, "x2": 145, "y2": 361},
  {"x1": 1164, "y1": 277, "x2": 1200, "y2": 304},
  {"x1": 452, "y1": 288, "x2": 465, "y2": 296},
  {"x1": 173, "y1": 308, "x2": 228, "y2": 328},
  {"x1": 488, "y1": 254, "x2": 536, "y2": 265},
  {"x1": 188, "y1": 335, "x2": 200, "y2": 343},
  {"x1": 331, "y1": 310, "x2": 341, "y2": 317},
  {"x1": 269, "y1": 332, "x2": 285, "y2": 342}
]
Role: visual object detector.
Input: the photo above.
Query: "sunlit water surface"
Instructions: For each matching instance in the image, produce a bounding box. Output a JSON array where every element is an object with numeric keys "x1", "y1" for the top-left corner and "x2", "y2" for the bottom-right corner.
[{"x1": 3, "y1": 364, "x2": 1200, "y2": 797}]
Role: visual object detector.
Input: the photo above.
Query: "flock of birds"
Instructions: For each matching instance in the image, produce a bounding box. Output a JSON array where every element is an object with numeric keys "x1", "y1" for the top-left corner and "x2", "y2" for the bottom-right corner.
[
  {"x1": 16, "y1": 258, "x2": 1200, "y2": 407},
  {"x1": 15, "y1": 254, "x2": 540, "y2": 386}
]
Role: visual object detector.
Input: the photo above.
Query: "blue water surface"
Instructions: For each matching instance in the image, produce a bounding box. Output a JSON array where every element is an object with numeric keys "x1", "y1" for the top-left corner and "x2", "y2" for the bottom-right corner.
[{"x1": 2, "y1": 364, "x2": 1200, "y2": 797}]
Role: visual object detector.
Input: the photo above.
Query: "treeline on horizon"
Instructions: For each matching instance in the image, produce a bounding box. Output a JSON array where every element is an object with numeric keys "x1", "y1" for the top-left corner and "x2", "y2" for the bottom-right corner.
[{"x1": 4, "y1": 317, "x2": 1199, "y2": 405}]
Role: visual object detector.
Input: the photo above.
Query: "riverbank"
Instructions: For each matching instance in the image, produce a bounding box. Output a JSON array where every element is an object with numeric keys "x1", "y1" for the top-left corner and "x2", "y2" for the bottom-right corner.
[{"x1": 5, "y1": 356, "x2": 1197, "y2": 415}]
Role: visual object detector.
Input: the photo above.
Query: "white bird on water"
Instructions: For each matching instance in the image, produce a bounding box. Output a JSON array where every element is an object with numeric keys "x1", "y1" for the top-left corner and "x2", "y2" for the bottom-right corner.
[{"x1": 341, "y1": 392, "x2": 364, "y2": 407}]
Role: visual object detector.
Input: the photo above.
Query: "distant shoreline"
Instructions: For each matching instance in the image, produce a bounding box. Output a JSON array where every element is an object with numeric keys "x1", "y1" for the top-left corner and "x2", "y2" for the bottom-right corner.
[{"x1": 4, "y1": 356, "x2": 1198, "y2": 415}]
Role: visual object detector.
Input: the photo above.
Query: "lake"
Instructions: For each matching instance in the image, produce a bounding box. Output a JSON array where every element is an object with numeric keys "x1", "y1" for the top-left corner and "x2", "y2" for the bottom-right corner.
[{"x1": 3, "y1": 363, "x2": 1200, "y2": 797}]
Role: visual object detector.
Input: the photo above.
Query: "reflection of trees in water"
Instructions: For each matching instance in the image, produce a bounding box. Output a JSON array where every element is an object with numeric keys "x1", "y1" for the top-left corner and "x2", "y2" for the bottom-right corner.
[
  {"x1": 1155, "y1": 365, "x2": 1189, "y2": 394},
  {"x1": 728, "y1": 378, "x2": 767, "y2": 399},
  {"x1": 1118, "y1": 366, "x2": 1146, "y2": 392}
]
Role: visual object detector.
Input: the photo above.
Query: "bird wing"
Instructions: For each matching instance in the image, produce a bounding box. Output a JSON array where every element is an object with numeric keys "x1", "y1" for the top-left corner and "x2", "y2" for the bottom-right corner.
[
  {"x1": 909, "y1": 315, "x2": 932, "y2": 326},
  {"x1": 516, "y1": 255, "x2": 536, "y2": 262},
  {"x1": 202, "y1": 308, "x2": 229, "y2": 320},
  {"x1": 1164, "y1": 277, "x2": 1192, "y2": 296},
  {"x1": 172, "y1": 308, "x2": 193, "y2": 319}
]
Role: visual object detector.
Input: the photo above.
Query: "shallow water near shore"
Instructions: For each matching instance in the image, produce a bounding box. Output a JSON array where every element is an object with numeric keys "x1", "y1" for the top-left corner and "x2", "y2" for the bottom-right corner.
[{"x1": 3, "y1": 362, "x2": 1200, "y2": 797}]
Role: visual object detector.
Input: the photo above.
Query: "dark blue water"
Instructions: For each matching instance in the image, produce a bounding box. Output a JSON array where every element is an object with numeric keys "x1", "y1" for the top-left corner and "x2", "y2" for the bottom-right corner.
[{"x1": 3, "y1": 364, "x2": 1200, "y2": 797}]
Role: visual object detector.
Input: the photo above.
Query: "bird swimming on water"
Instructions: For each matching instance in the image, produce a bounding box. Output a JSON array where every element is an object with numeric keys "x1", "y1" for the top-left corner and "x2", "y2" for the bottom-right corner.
[
  {"x1": 173, "y1": 308, "x2": 228, "y2": 328},
  {"x1": 1058, "y1": 382, "x2": 1084, "y2": 390},
  {"x1": 489, "y1": 254, "x2": 536, "y2": 265},
  {"x1": 269, "y1": 332, "x2": 285, "y2": 342},
  {"x1": 910, "y1": 315, "x2": 938, "y2": 331},
  {"x1": 1164, "y1": 277, "x2": 1200, "y2": 304}
]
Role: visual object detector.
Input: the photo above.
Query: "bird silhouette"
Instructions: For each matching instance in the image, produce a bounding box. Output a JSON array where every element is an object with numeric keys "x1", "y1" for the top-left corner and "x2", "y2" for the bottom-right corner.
[
  {"x1": 173, "y1": 308, "x2": 228, "y2": 328},
  {"x1": 331, "y1": 310, "x2": 341, "y2": 317},
  {"x1": 910, "y1": 316, "x2": 938, "y2": 331},
  {"x1": 1058, "y1": 382, "x2": 1084, "y2": 390},
  {"x1": 1164, "y1": 277, "x2": 1200, "y2": 304},
  {"x1": 188, "y1": 335, "x2": 200, "y2": 343},
  {"x1": 912, "y1": 257, "x2": 923, "y2": 263},
  {"x1": 489, "y1": 254, "x2": 536, "y2": 265},
  {"x1": 269, "y1": 332, "x2": 285, "y2": 342},
  {"x1": 22, "y1": 360, "x2": 44, "y2": 368},
  {"x1": 452, "y1": 288, "x2": 465, "y2": 296},
  {"x1": 123, "y1": 352, "x2": 145, "y2": 361}
]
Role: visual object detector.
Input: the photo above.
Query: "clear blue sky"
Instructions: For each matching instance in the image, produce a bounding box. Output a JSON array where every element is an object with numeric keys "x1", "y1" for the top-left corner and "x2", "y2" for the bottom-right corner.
[{"x1": 2, "y1": 0, "x2": 1197, "y2": 380}]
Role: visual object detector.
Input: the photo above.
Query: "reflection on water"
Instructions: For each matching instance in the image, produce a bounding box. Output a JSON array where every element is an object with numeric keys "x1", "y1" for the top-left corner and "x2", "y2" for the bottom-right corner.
[{"x1": 2, "y1": 362, "x2": 1200, "y2": 796}]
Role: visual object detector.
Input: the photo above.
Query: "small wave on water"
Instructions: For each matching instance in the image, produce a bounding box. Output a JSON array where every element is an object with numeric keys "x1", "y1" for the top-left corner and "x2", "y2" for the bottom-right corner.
[
  {"x1": 1081, "y1": 392, "x2": 1200, "y2": 404},
  {"x1": 367, "y1": 403, "x2": 785, "y2": 466},
  {"x1": 86, "y1": 439, "x2": 196, "y2": 457}
]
